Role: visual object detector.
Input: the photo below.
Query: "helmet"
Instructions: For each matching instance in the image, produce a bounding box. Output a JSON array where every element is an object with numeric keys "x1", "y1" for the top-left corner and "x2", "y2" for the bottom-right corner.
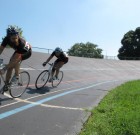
[
  {"x1": 6, "y1": 26, "x2": 19, "y2": 36},
  {"x1": 54, "y1": 47, "x2": 63, "y2": 53}
]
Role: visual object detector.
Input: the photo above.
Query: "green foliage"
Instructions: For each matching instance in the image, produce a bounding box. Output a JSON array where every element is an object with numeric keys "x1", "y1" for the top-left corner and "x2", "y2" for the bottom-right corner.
[
  {"x1": 68, "y1": 42, "x2": 103, "y2": 58},
  {"x1": 80, "y1": 80, "x2": 140, "y2": 135},
  {"x1": 118, "y1": 27, "x2": 140, "y2": 60}
]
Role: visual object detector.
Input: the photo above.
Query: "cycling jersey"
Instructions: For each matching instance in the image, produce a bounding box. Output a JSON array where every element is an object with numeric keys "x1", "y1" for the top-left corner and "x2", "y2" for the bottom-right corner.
[
  {"x1": 1, "y1": 36, "x2": 31, "y2": 53},
  {"x1": 51, "y1": 51, "x2": 68, "y2": 62}
]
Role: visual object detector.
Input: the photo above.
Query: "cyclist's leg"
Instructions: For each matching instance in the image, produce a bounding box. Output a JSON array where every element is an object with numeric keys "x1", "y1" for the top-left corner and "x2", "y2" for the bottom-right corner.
[
  {"x1": 16, "y1": 49, "x2": 32, "y2": 77},
  {"x1": 6, "y1": 49, "x2": 32, "y2": 83},
  {"x1": 54, "y1": 61, "x2": 64, "y2": 78},
  {"x1": 6, "y1": 68, "x2": 13, "y2": 83},
  {"x1": 14, "y1": 49, "x2": 32, "y2": 75},
  {"x1": 52, "y1": 59, "x2": 59, "y2": 78},
  {"x1": 5, "y1": 52, "x2": 21, "y2": 83},
  {"x1": 14, "y1": 61, "x2": 20, "y2": 78},
  {"x1": 53, "y1": 58, "x2": 68, "y2": 78}
]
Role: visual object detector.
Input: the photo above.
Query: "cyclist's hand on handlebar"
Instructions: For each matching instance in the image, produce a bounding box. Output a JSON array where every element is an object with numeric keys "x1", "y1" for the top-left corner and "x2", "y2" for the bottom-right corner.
[{"x1": 42, "y1": 62, "x2": 47, "y2": 67}]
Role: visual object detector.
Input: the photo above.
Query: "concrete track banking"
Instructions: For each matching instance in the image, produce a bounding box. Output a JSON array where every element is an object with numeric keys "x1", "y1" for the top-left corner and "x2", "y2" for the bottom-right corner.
[{"x1": 0, "y1": 48, "x2": 140, "y2": 135}]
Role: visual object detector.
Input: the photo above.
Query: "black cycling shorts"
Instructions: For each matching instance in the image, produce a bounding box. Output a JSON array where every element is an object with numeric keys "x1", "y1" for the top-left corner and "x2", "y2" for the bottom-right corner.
[
  {"x1": 21, "y1": 49, "x2": 32, "y2": 60},
  {"x1": 13, "y1": 49, "x2": 32, "y2": 61},
  {"x1": 54, "y1": 57, "x2": 68, "y2": 64}
]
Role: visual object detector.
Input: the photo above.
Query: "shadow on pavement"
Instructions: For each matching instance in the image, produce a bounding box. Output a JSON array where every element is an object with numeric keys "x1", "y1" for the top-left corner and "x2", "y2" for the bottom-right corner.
[
  {"x1": 26, "y1": 86, "x2": 51, "y2": 94},
  {"x1": 0, "y1": 96, "x2": 13, "y2": 105}
]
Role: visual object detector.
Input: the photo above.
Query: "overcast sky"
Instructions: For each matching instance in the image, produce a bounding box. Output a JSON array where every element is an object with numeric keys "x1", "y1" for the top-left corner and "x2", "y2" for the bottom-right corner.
[{"x1": 0, "y1": 0, "x2": 140, "y2": 56}]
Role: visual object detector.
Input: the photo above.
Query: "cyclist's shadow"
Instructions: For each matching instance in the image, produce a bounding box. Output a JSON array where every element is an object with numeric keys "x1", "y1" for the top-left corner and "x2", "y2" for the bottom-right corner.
[
  {"x1": 0, "y1": 96, "x2": 13, "y2": 105},
  {"x1": 26, "y1": 86, "x2": 51, "y2": 95}
]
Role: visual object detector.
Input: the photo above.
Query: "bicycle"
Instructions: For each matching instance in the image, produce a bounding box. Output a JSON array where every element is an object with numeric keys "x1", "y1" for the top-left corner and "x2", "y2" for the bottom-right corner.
[
  {"x1": 35, "y1": 63, "x2": 63, "y2": 89},
  {"x1": 0, "y1": 59, "x2": 30, "y2": 98}
]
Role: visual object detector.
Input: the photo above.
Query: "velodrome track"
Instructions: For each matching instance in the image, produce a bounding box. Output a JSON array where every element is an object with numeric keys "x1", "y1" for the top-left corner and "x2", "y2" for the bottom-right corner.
[{"x1": 0, "y1": 48, "x2": 140, "y2": 135}]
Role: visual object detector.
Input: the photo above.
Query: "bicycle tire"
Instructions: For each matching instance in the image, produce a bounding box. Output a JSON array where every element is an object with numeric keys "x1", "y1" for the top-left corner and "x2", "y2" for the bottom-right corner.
[
  {"x1": 52, "y1": 71, "x2": 63, "y2": 87},
  {"x1": 0, "y1": 77, "x2": 4, "y2": 94},
  {"x1": 9, "y1": 71, "x2": 30, "y2": 98},
  {"x1": 35, "y1": 70, "x2": 49, "y2": 89}
]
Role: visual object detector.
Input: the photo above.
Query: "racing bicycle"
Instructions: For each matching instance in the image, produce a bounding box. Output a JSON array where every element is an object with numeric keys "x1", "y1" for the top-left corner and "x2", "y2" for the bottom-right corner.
[
  {"x1": 35, "y1": 63, "x2": 63, "y2": 89},
  {"x1": 0, "y1": 59, "x2": 30, "y2": 98}
]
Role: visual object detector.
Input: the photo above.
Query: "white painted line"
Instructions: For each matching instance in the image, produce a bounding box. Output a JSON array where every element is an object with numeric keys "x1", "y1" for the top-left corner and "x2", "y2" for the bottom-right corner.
[
  {"x1": 0, "y1": 85, "x2": 82, "y2": 109},
  {"x1": 0, "y1": 80, "x2": 118, "y2": 120},
  {"x1": 16, "y1": 98, "x2": 84, "y2": 111}
]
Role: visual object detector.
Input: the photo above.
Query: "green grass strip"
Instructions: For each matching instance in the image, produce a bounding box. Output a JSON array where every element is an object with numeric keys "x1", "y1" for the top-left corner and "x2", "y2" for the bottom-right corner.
[{"x1": 80, "y1": 80, "x2": 140, "y2": 135}]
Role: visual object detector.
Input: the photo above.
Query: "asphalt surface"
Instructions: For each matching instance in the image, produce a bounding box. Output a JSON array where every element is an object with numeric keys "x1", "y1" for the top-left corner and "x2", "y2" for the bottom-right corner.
[{"x1": 0, "y1": 48, "x2": 140, "y2": 135}]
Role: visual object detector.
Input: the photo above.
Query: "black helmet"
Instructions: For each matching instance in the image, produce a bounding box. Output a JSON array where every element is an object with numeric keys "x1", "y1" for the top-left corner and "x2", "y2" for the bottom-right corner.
[
  {"x1": 6, "y1": 26, "x2": 19, "y2": 36},
  {"x1": 55, "y1": 47, "x2": 63, "y2": 53}
]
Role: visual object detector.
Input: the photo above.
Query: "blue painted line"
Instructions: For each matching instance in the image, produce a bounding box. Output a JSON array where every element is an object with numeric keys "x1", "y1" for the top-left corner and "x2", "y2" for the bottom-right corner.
[{"x1": 0, "y1": 80, "x2": 117, "y2": 120}]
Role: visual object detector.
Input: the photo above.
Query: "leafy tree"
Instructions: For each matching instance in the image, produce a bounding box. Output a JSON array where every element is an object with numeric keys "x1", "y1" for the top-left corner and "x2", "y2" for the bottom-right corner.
[
  {"x1": 118, "y1": 27, "x2": 140, "y2": 60},
  {"x1": 68, "y1": 42, "x2": 103, "y2": 58}
]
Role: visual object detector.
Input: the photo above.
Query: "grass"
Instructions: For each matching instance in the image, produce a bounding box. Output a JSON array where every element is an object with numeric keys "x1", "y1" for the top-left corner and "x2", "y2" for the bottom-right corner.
[{"x1": 79, "y1": 80, "x2": 140, "y2": 135}]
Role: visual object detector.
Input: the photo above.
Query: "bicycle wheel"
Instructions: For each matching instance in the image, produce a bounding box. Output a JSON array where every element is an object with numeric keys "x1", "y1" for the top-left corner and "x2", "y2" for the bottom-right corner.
[
  {"x1": 35, "y1": 70, "x2": 49, "y2": 89},
  {"x1": 52, "y1": 71, "x2": 63, "y2": 87},
  {"x1": 9, "y1": 71, "x2": 30, "y2": 98},
  {"x1": 0, "y1": 77, "x2": 4, "y2": 94}
]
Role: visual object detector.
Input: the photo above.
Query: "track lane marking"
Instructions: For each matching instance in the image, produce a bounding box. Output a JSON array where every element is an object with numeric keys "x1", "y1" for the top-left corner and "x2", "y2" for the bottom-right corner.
[
  {"x1": 0, "y1": 77, "x2": 98, "y2": 109},
  {"x1": 16, "y1": 98, "x2": 84, "y2": 111},
  {"x1": 0, "y1": 85, "x2": 82, "y2": 109},
  {"x1": 0, "y1": 80, "x2": 118, "y2": 120}
]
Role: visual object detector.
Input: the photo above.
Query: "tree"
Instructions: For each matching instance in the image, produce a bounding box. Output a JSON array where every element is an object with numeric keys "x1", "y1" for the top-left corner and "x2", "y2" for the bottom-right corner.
[
  {"x1": 67, "y1": 42, "x2": 103, "y2": 58},
  {"x1": 118, "y1": 27, "x2": 140, "y2": 60}
]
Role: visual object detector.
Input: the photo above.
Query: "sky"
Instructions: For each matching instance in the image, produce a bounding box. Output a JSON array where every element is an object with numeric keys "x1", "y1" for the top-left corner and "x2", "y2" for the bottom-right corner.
[{"x1": 0, "y1": 0, "x2": 140, "y2": 56}]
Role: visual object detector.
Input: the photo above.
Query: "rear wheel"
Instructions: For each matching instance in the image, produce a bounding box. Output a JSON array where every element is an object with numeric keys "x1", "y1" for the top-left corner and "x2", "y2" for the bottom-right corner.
[
  {"x1": 52, "y1": 71, "x2": 63, "y2": 87},
  {"x1": 35, "y1": 70, "x2": 49, "y2": 89},
  {"x1": 9, "y1": 71, "x2": 30, "y2": 98}
]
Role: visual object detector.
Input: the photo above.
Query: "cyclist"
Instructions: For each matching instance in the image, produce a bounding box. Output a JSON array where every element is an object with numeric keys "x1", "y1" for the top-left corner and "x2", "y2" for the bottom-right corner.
[
  {"x1": 0, "y1": 26, "x2": 32, "y2": 91},
  {"x1": 43, "y1": 47, "x2": 68, "y2": 81}
]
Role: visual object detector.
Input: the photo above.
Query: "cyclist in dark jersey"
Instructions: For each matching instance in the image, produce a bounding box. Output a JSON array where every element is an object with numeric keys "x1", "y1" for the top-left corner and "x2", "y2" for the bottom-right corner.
[
  {"x1": 43, "y1": 47, "x2": 68, "y2": 80},
  {"x1": 0, "y1": 26, "x2": 32, "y2": 91}
]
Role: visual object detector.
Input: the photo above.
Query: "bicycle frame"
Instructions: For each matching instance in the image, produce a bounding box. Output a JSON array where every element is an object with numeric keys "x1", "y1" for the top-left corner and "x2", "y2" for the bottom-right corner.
[
  {"x1": 0, "y1": 59, "x2": 6, "y2": 85},
  {"x1": 0, "y1": 60, "x2": 22, "y2": 84},
  {"x1": 35, "y1": 62, "x2": 63, "y2": 89},
  {"x1": 47, "y1": 63, "x2": 54, "y2": 79},
  {"x1": 0, "y1": 59, "x2": 30, "y2": 97}
]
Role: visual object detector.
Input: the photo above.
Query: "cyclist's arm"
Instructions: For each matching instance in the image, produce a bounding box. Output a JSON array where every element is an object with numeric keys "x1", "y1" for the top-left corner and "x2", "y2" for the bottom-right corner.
[
  {"x1": 45, "y1": 55, "x2": 53, "y2": 63},
  {"x1": 0, "y1": 37, "x2": 8, "y2": 55}
]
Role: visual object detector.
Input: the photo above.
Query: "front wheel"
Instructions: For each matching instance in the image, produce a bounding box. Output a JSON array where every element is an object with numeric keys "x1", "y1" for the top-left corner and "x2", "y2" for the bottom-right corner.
[
  {"x1": 52, "y1": 71, "x2": 63, "y2": 87},
  {"x1": 35, "y1": 70, "x2": 49, "y2": 89},
  {"x1": 9, "y1": 71, "x2": 30, "y2": 98}
]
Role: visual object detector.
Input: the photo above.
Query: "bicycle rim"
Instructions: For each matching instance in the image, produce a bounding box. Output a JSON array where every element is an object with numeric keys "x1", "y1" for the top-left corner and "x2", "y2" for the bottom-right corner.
[
  {"x1": 35, "y1": 70, "x2": 49, "y2": 89},
  {"x1": 0, "y1": 77, "x2": 4, "y2": 94},
  {"x1": 9, "y1": 71, "x2": 30, "y2": 98},
  {"x1": 52, "y1": 71, "x2": 63, "y2": 87}
]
